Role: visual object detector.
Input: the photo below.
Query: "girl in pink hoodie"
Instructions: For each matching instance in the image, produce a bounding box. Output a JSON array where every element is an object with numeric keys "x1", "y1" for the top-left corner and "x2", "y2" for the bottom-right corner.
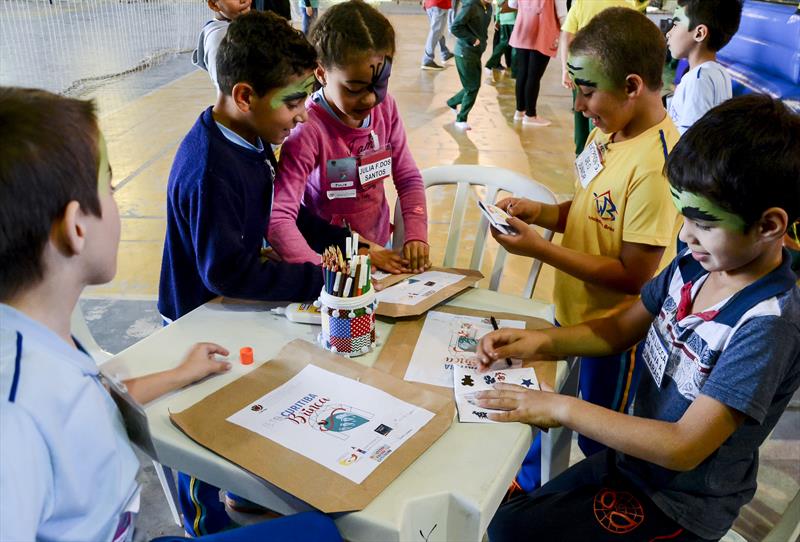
[{"x1": 268, "y1": 0, "x2": 430, "y2": 273}]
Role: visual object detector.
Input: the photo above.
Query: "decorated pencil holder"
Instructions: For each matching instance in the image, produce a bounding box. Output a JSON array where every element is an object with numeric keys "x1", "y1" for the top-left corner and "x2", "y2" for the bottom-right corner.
[{"x1": 315, "y1": 288, "x2": 377, "y2": 357}]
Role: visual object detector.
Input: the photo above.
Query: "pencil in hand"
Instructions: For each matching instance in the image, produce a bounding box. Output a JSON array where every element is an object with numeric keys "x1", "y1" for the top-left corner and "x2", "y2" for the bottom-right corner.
[{"x1": 489, "y1": 316, "x2": 513, "y2": 367}]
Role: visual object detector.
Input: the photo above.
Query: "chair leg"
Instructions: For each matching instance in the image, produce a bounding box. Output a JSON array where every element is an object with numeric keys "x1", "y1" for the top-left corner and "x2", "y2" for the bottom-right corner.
[
  {"x1": 540, "y1": 357, "x2": 581, "y2": 484},
  {"x1": 153, "y1": 461, "x2": 182, "y2": 526}
]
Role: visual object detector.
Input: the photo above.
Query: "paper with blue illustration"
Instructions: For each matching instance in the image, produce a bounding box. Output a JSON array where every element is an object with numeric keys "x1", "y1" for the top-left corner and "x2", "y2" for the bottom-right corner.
[
  {"x1": 453, "y1": 365, "x2": 540, "y2": 423},
  {"x1": 403, "y1": 311, "x2": 527, "y2": 388},
  {"x1": 227, "y1": 363, "x2": 434, "y2": 484}
]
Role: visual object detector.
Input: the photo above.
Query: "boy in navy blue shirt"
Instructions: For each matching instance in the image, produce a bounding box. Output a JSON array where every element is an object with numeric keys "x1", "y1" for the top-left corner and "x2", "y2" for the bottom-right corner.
[
  {"x1": 476, "y1": 95, "x2": 800, "y2": 541},
  {"x1": 159, "y1": 11, "x2": 349, "y2": 533},
  {"x1": 159, "y1": 11, "x2": 347, "y2": 324}
]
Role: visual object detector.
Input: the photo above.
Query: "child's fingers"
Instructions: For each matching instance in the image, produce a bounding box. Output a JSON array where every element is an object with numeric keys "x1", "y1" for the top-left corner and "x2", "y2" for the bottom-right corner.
[{"x1": 195, "y1": 342, "x2": 229, "y2": 358}]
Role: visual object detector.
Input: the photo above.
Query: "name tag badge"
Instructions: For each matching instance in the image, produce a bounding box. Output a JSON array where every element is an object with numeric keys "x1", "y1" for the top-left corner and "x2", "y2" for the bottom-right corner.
[
  {"x1": 326, "y1": 157, "x2": 358, "y2": 186},
  {"x1": 358, "y1": 148, "x2": 392, "y2": 187},
  {"x1": 327, "y1": 189, "x2": 357, "y2": 200},
  {"x1": 575, "y1": 141, "x2": 605, "y2": 189},
  {"x1": 330, "y1": 181, "x2": 354, "y2": 189},
  {"x1": 642, "y1": 325, "x2": 670, "y2": 388}
]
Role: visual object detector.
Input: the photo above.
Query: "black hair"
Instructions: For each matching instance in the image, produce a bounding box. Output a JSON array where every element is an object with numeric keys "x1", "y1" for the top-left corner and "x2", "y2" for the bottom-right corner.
[
  {"x1": 570, "y1": 7, "x2": 665, "y2": 92},
  {"x1": 0, "y1": 87, "x2": 101, "y2": 301},
  {"x1": 216, "y1": 10, "x2": 317, "y2": 96},
  {"x1": 677, "y1": 0, "x2": 742, "y2": 52},
  {"x1": 308, "y1": 0, "x2": 396, "y2": 68},
  {"x1": 666, "y1": 95, "x2": 800, "y2": 230}
]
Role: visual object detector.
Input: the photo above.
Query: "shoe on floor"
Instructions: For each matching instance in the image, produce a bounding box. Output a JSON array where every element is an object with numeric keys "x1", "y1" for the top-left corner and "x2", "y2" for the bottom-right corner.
[
  {"x1": 454, "y1": 121, "x2": 472, "y2": 131},
  {"x1": 441, "y1": 51, "x2": 455, "y2": 62},
  {"x1": 522, "y1": 115, "x2": 552, "y2": 127},
  {"x1": 448, "y1": 104, "x2": 459, "y2": 115},
  {"x1": 421, "y1": 59, "x2": 444, "y2": 71},
  {"x1": 513, "y1": 111, "x2": 525, "y2": 121}
]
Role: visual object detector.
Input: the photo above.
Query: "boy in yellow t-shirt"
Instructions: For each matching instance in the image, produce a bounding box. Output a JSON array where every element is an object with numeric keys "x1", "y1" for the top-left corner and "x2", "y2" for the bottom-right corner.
[
  {"x1": 493, "y1": 7, "x2": 678, "y2": 493},
  {"x1": 560, "y1": 0, "x2": 635, "y2": 155}
]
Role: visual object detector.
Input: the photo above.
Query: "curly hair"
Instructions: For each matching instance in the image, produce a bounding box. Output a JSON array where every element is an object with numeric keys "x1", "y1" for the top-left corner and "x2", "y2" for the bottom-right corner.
[
  {"x1": 217, "y1": 10, "x2": 317, "y2": 96},
  {"x1": 308, "y1": 0, "x2": 396, "y2": 68}
]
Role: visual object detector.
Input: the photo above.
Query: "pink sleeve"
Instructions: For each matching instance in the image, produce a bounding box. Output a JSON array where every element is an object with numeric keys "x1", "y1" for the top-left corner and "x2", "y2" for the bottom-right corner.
[
  {"x1": 386, "y1": 98, "x2": 428, "y2": 245},
  {"x1": 267, "y1": 123, "x2": 323, "y2": 264}
]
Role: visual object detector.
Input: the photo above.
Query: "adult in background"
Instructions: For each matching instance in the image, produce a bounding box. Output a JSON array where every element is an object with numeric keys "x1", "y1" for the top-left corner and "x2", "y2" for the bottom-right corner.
[{"x1": 509, "y1": 0, "x2": 567, "y2": 126}]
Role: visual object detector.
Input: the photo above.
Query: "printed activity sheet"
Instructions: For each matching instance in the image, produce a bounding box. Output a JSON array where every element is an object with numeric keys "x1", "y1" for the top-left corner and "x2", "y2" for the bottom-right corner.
[
  {"x1": 404, "y1": 311, "x2": 526, "y2": 387},
  {"x1": 227, "y1": 364, "x2": 434, "y2": 484},
  {"x1": 453, "y1": 365, "x2": 540, "y2": 423},
  {"x1": 371, "y1": 270, "x2": 391, "y2": 282},
  {"x1": 375, "y1": 271, "x2": 464, "y2": 305}
]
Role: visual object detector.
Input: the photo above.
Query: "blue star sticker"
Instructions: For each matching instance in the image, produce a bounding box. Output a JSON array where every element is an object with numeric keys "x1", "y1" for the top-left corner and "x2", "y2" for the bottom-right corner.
[{"x1": 521, "y1": 379, "x2": 533, "y2": 388}]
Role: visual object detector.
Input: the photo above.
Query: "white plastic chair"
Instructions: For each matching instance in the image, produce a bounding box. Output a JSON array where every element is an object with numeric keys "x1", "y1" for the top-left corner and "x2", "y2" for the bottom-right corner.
[
  {"x1": 392, "y1": 165, "x2": 558, "y2": 298},
  {"x1": 70, "y1": 303, "x2": 183, "y2": 527},
  {"x1": 392, "y1": 165, "x2": 579, "y2": 484}
]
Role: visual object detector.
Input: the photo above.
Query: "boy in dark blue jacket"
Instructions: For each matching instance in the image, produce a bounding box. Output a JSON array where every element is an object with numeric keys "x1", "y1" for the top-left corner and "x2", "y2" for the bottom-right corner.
[
  {"x1": 158, "y1": 11, "x2": 347, "y2": 534},
  {"x1": 159, "y1": 11, "x2": 346, "y2": 323}
]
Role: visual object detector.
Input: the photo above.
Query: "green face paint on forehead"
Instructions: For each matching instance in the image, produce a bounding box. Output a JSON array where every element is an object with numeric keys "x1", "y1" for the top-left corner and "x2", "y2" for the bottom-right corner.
[
  {"x1": 566, "y1": 54, "x2": 615, "y2": 92},
  {"x1": 97, "y1": 133, "x2": 112, "y2": 196},
  {"x1": 269, "y1": 73, "x2": 317, "y2": 110},
  {"x1": 670, "y1": 186, "x2": 747, "y2": 231},
  {"x1": 671, "y1": 6, "x2": 688, "y2": 27}
]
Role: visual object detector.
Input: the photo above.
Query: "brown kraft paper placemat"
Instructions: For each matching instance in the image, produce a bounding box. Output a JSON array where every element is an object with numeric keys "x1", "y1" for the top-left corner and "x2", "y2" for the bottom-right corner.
[
  {"x1": 375, "y1": 267, "x2": 484, "y2": 318},
  {"x1": 170, "y1": 339, "x2": 454, "y2": 513},
  {"x1": 374, "y1": 306, "x2": 556, "y2": 397}
]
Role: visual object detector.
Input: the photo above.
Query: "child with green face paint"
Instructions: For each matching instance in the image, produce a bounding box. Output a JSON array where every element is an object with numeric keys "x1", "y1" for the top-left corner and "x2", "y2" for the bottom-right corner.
[
  {"x1": 161, "y1": 12, "x2": 354, "y2": 534},
  {"x1": 665, "y1": 0, "x2": 742, "y2": 135},
  {"x1": 490, "y1": 7, "x2": 681, "y2": 498},
  {"x1": 0, "y1": 88, "x2": 343, "y2": 542},
  {"x1": 477, "y1": 95, "x2": 800, "y2": 542}
]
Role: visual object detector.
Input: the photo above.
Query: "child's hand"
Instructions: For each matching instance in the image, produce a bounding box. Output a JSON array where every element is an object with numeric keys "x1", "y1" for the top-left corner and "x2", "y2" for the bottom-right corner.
[
  {"x1": 472, "y1": 383, "x2": 562, "y2": 428},
  {"x1": 174, "y1": 343, "x2": 231, "y2": 386},
  {"x1": 491, "y1": 216, "x2": 546, "y2": 257},
  {"x1": 305, "y1": 6, "x2": 313, "y2": 16},
  {"x1": 496, "y1": 197, "x2": 541, "y2": 224},
  {"x1": 561, "y1": 68, "x2": 574, "y2": 90},
  {"x1": 370, "y1": 247, "x2": 410, "y2": 274},
  {"x1": 474, "y1": 38, "x2": 481, "y2": 46},
  {"x1": 475, "y1": 328, "x2": 547, "y2": 368},
  {"x1": 403, "y1": 240, "x2": 431, "y2": 273}
]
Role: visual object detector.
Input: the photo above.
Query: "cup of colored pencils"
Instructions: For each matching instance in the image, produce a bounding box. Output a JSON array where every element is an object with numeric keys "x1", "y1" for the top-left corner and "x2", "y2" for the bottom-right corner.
[{"x1": 314, "y1": 235, "x2": 377, "y2": 357}]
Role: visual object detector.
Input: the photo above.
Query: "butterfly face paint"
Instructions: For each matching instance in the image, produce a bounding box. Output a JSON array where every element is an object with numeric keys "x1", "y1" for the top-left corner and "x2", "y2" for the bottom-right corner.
[
  {"x1": 670, "y1": 186, "x2": 747, "y2": 231},
  {"x1": 566, "y1": 54, "x2": 615, "y2": 92},
  {"x1": 269, "y1": 73, "x2": 317, "y2": 110},
  {"x1": 367, "y1": 56, "x2": 392, "y2": 105}
]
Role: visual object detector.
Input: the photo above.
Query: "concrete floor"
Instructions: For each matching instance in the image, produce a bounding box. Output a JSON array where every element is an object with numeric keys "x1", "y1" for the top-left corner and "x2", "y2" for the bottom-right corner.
[{"x1": 26, "y1": 5, "x2": 799, "y2": 541}]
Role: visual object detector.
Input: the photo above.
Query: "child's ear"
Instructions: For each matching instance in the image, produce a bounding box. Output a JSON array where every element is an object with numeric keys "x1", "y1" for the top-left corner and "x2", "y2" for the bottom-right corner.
[
  {"x1": 207, "y1": 0, "x2": 220, "y2": 13},
  {"x1": 314, "y1": 63, "x2": 327, "y2": 87},
  {"x1": 693, "y1": 23, "x2": 709, "y2": 44},
  {"x1": 231, "y1": 83, "x2": 254, "y2": 113},
  {"x1": 54, "y1": 201, "x2": 87, "y2": 257},
  {"x1": 624, "y1": 74, "x2": 645, "y2": 99},
  {"x1": 757, "y1": 207, "x2": 790, "y2": 242}
]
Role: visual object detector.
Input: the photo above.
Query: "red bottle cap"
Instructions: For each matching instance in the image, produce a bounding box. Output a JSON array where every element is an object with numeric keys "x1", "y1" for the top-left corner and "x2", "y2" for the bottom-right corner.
[{"x1": 240, "y1": 347, "x2": 254, "y2": 365}]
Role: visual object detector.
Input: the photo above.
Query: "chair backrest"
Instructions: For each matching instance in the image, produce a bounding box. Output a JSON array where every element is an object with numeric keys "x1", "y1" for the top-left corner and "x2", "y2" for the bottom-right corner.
[
  {"x1": 70, "y1": 303, "x2": 113, "y2": 365},
  {"x1": 393, "y1": 165, "x2": 558, "y2": 298}
]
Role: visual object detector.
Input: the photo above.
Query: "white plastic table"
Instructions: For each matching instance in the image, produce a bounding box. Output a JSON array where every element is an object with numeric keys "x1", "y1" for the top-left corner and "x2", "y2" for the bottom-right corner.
[{"x1": 102, "y1": 289, "x2": 562, "y2": 542}]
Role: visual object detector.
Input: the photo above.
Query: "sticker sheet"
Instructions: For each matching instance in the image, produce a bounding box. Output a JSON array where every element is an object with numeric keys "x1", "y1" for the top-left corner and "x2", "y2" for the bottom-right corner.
[
  {"x1": 404, "y1": 311, "x2": 526, "y2": 388},
  {"x1": 227, "y1": 365, "x2": 434, "y2": 484},
  {"x1": 375, "y1": 271, "x2": 466, "y2": 306},
  {"x1": 453, "y1": 365, "x2": 540, "y2": 423}
]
